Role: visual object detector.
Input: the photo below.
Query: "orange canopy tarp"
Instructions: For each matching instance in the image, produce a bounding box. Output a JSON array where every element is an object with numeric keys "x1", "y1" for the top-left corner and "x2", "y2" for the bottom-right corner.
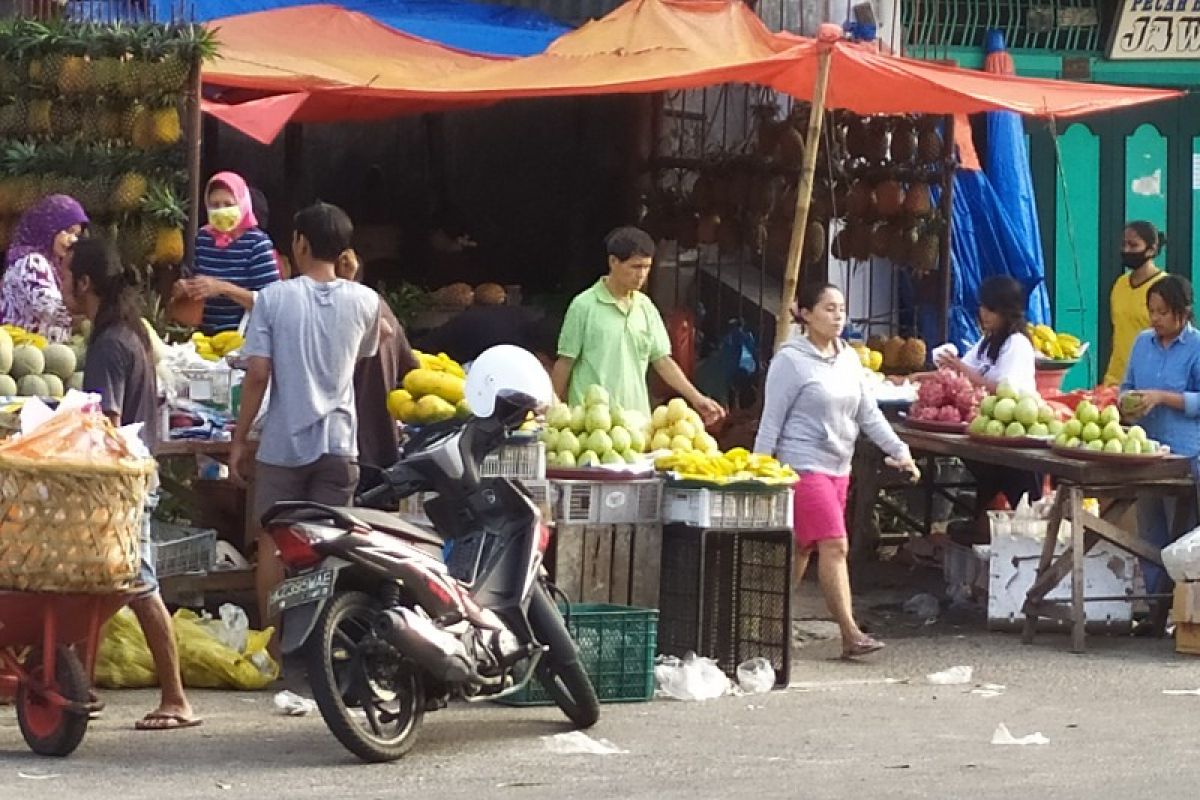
[
  {"x1": 202, "y1": 0, "x2": 1182, "y2": 144},
  {"x1": 202, "y1": 5, "x2": 505, "y2": 142}
]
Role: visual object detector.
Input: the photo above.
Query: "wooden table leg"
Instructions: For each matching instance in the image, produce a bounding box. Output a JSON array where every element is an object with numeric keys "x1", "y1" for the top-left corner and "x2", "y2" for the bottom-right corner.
[
  {"x1": 1070, "y1": 486, "x2": 1087, "y2": 653},
  {"x1": 1023, "y1": 489, "x2": 1066, "y2": 644}
]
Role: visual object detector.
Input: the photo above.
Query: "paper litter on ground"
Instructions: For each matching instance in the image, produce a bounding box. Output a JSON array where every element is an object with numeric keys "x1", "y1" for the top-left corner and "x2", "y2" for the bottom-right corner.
[
  {"x1": 991, "y1": 723, "x2": 1049, "y2": 746},
  {"x1": 542, "y1": 731, "x2": 627, "y2": 755}
]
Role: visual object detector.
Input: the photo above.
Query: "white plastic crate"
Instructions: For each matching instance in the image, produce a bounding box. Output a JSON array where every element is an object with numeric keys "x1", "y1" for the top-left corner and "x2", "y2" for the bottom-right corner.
[
  {"x1": 522, "y1": 479, "x2": 556, "y2": 520},
  {"x1": 555, "y1": 479, "x2": 663, "y2": 525},
  {"x1": 661, "y1": 487, "x2": 793, "y2": 530},
  {"x1": 481, "y1": 441, "x2": 545, "y2": 480}
]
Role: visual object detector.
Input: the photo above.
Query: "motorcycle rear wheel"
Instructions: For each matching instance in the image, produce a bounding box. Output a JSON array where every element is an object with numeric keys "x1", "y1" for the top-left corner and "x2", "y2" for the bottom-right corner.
[
  {"x1": 528, "y1": 583, "x2": 600, "y2": 728},
  {"x1": 306, "y1": 591, "x2": 426, "y2": 762}
]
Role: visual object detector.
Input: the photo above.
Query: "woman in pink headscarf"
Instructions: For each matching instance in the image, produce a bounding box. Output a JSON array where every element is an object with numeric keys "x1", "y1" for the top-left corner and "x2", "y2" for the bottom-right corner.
[
  {"x1": 177, "y1": 172, "x2": 279, "y2": 334},
  {"x1": 0, "y1": 194, "x2": 88, "y2": 343}
]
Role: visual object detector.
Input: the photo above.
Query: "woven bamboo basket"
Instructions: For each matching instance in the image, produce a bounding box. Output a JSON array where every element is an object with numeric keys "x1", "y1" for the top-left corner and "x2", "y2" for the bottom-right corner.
[{"x1": 0, "y1": 454, "x2": 156, "y2": 593}]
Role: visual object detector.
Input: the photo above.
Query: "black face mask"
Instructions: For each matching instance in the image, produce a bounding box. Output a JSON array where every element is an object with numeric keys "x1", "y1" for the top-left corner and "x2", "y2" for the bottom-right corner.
[{"x1": 1121, "y1": 250, "x2": 1152, "y2": 269}]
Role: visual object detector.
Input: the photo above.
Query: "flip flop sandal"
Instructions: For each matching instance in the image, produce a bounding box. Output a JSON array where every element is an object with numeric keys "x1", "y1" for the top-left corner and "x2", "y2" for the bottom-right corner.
[
  {"x1": 135, "y1": 713, "x2": 204, "y2": 731},
  {"x1": 842, "y1": 637, "x2": 886, "y2": 659}
]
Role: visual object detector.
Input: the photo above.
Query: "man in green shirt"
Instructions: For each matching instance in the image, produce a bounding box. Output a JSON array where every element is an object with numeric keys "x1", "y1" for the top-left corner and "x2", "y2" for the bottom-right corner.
[{"x1": 553, "y1": 227, "x2": 725, "y2": 424}]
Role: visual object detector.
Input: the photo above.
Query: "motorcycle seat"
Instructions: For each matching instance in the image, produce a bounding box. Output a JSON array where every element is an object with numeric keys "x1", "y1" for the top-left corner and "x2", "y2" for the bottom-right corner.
[{"x1": 338, "y1": 507, "x2": 446, "y2": 551}]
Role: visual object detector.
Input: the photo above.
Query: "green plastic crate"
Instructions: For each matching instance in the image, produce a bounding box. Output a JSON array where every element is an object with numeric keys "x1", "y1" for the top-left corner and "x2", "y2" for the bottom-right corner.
[{"x1": 498, "y1": 603, "x2": 658, "y2": 705}]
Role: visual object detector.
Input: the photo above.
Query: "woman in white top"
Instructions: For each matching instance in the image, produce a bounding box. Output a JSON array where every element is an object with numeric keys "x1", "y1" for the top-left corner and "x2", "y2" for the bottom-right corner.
[
  {"x1": 936, "y1": 275, "x2": 1041, "y2": 539},
  {"x1": 937, "y1": 275, "x2": 1037, "y2": 395}
]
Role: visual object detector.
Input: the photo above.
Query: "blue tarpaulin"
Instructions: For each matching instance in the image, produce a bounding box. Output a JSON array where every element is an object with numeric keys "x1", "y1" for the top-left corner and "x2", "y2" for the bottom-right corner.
[
  {"x1": 940, "y1": 170, "x2": 1051, "y2": 353},
  {"x1": 939, "y1": 32, "x2": 1052, "y2": 351},
  {"x1": 152, "y1": 0, "x2": 571, "y2": 56}
]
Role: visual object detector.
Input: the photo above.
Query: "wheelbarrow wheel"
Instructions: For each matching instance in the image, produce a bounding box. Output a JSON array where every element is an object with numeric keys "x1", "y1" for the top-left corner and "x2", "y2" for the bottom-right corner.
[{"x1": 17, "y1": 644, "x2": 89, "y2": 757}]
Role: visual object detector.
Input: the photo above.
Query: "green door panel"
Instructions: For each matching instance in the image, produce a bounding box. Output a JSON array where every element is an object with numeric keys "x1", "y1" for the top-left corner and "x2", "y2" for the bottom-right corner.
[
  {"x1": 1124, "y1": 123, "x2": 1169, "y2": 263},
  {"x1": 1053, "y1": 124, "x2": 1100, "y2": 391}
]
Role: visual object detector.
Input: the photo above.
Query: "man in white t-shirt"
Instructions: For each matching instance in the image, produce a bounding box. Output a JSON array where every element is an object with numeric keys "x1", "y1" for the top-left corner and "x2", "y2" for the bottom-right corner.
[{"x1": 232, "y1": 202, "x2": 381, "y2": 633}]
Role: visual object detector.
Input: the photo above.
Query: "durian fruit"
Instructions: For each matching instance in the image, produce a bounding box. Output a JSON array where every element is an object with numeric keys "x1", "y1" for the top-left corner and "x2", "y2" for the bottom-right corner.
[
  {"x1": 845, "y1": 180, "x2": 875, "y2": 218},
  {"x1": 890, "y1": 118, "x2": 918, "y2": 163},
  {"x1": 802, "y1": 219, "x2": 826, "y2": 266},
  {"x1": 900, "y1": 338, "x2": 928, "y2": 372},
  {"x1": 911, "y1": 231, "x2": 940, "y2": 275},
  {"x1": 904, "y1": 182, "x2": 934, "y2": 217},
  {"x1": 869, "y1": 223, "x2": 891, "y2": 259},
  {"x1": 918, "y1": 118, "x2": 943, "y2": 163},
  {"x1": 882, "y1": 336, "x2": 905, "y2": 372},
  {"x1": 863, "y1": 117, "x2": 891, "y2": 162},
  {"x1": 874, "y1": 180, "x2": 905, "y2": 217}
]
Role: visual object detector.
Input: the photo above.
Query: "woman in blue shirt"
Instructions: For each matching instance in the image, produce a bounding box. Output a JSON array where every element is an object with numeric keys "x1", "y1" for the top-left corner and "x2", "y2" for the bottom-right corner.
[{"x1": 1120, "y1": 274, "x2": 1200, "y2": 601}]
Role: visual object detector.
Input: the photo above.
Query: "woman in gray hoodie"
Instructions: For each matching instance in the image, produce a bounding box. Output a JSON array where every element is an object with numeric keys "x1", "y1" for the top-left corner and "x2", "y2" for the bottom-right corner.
[{"x1": 755, "y1": 283, "x2": 918, "y2": 658}]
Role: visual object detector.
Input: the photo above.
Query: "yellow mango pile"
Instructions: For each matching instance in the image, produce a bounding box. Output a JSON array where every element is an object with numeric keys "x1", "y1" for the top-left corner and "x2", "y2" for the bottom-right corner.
[
  {"x1": 191, "y1": 330, "x2": 245, "y2": 362},
  {"x1": 655, "y1": 447, "x2": 798, "y2": 486},
  {"x1": 389, "y1": 350, "x2": 470, "y2": 425}
]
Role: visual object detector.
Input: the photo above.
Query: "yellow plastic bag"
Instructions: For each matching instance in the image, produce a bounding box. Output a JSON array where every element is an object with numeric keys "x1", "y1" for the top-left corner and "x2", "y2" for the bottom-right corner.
[
  {"x1": 174, "y1": 609, "x2": 279, "y2": 690},
  {"x1": 95, "y1": 606, "x2": 279, "y2": 691},
  {"x1": 95, "y1": 607, "x2": 158, "y2": 689}
]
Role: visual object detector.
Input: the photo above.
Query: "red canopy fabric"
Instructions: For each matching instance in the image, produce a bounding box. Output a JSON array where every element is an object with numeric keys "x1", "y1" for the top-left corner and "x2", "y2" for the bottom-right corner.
[
  {"x1": 202, "y1": 0, "x2": 1182, "y2": 143},
  {"x1": 768, "y1": 31, "x2": 1180, "y2": 119}
]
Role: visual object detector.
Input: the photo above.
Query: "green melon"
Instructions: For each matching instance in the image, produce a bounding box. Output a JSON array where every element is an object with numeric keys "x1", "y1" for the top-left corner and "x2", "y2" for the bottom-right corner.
[
  {"x1": 68, "y1": 335, "x2": 87, "y2": 369},
  {"x1": 42, "y1": 343, "x2": 76, "y2": 381},
  {"x1": 0, "y1": 329, "x2": 12, "y2": 374},
  {"x1": 17, "y1": 374, "x2": 48, "y2": 397},
  {"x1": 10, "y1": 344, "x2": 44, "y2": 379},
  {"x1": 0, "y1": 374, "x2": 16, "y2": 396},
  {"x1": 42, "y1": 374, "x2": 64, "y2": 398},
  {"x1": 67, "y1": 371, "x2": 84, "y2": 391}
]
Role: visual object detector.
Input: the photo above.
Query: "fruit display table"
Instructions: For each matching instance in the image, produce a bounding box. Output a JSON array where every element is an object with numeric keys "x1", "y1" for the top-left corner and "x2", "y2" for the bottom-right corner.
[{"x1": 896, "y1": 425, "x2": 1196, "y2": 652}]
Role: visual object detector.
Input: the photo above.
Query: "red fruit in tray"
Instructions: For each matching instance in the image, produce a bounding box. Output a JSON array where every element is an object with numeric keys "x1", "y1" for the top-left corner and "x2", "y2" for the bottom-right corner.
[
  {"x1": 937, "y1": 405, "x2": 962, "y2": 423},
  {"x1": 917, "y1": 380, "x2": 947, "y2": 408}
]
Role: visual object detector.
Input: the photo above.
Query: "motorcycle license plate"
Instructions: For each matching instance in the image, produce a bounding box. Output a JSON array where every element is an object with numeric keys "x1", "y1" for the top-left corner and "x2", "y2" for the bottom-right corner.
[{"x1": 269, "y1": 570, "x2": 334, "y2": 616}]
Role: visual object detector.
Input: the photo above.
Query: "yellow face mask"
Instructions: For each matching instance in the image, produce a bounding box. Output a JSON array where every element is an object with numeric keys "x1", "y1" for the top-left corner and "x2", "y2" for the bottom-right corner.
[{"x1": 208, "y1": 206, "x2": 242, "y2": 233}]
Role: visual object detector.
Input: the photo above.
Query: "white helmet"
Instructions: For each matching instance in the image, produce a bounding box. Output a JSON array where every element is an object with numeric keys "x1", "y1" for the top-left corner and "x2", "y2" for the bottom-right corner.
[{"x1": 464, "y1": 345, "x2": 553, "y2": 420}]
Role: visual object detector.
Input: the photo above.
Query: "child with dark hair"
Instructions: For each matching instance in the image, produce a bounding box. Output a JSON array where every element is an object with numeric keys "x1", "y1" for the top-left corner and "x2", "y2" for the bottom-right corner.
[
  {"x1": 1121, "y1": 274, "x2": 1200, "y2": 604},
  {"x1": 936, "y1": 275, "x2": 1036, "y2": 394},
  {"x1": 937, "y1": 275, "x2": 1041, "y2": 534}
]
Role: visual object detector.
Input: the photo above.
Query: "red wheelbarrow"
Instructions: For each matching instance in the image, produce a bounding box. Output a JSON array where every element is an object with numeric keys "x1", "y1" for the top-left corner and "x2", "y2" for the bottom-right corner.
[{"x1": 0, "y1": 590, "x2": 134, "y2": 756}]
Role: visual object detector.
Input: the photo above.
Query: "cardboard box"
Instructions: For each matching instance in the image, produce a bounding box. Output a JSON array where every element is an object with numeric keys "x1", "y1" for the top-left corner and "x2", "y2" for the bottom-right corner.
[{"x1": 1175, "y1": 582, "x2": 1200, "y2": 656}]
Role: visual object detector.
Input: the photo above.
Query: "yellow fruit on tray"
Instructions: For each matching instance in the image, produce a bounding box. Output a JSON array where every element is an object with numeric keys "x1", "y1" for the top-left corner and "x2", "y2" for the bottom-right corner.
[
  {"x1": 403, "y1": 368, "x2": 466, "y2": 405},
  {"x1": 415, "y1": 394, "x2": 456, "y2": 424},
  {"x1": 387, "y1": 389, "x2": 413, "y2": 420},
  {"x1": 1027, "y1": 323, "x2": 1084, "y2": 360}
]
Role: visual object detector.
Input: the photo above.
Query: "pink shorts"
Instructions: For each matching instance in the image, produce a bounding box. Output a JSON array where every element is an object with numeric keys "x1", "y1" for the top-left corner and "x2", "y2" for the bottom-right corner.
[{"x1": 792, "y1": 472, "x2": 850, "y2": 550}]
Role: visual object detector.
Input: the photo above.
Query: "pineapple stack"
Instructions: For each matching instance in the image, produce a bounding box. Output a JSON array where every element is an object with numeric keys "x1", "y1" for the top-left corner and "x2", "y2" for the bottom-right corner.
[{"x1": 0, "y1": 19, "x2": 216, "y2": 267}]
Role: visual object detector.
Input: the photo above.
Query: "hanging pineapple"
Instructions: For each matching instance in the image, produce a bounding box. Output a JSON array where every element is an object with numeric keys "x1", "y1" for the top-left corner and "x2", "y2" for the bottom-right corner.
[
  {"x1": 111, "y1": 168, "x2": 148, "y2": 213},
  {"x1": 124, "y1": 101, "x2": 153, "y2": 149},
  {"x1": 143, "y1": 182, "x2": 187, "y2": 266},
  {"x1": 146, "y1": 101, "x2": 182, "y2": 148}
]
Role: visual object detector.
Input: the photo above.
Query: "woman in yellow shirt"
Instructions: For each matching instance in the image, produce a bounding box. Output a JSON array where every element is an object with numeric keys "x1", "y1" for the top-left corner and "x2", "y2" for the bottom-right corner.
[{"x1": 1104, "y1": 221, "x2": 1167, "y2": 385}]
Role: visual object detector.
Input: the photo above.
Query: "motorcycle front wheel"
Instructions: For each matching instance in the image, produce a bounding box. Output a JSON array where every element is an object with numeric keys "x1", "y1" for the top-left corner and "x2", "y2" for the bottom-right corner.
[
  {"x1": 306, "y1": 591, "x2": 426, "y2": 762},
  {"x1": 528, "y1": 583, "x2": 600, "y2": 728}
]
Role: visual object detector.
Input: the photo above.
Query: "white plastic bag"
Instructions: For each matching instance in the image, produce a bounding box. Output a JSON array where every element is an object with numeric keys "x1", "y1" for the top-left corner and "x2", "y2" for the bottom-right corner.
[
  {"x1": 1163, "y1": 526, "x2": 1200, "y2": 582},
  {"x1": 654, "y1": 654, "x2": 731, "y2": 701},
  {"x1": 736, "y1": 657, "x2": 776, "y2": 694},
  {"x1": 192, "y1": 603, "x2": 250, "y2": 654}
]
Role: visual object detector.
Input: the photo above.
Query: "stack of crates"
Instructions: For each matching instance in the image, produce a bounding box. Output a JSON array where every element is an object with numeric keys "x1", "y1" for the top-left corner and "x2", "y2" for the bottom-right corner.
[
  {"x1": 657, "y1": 523, "x2": 793, "y2": 686},
  {"x1": 548, "y1": 478, "x2": 664, "y2": 607}
]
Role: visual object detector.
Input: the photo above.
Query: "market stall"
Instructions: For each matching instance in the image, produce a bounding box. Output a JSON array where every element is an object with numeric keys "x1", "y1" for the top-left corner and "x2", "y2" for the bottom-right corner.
[{"x1": 896, "y1": 425, "x2": 1194, "y2": 653}]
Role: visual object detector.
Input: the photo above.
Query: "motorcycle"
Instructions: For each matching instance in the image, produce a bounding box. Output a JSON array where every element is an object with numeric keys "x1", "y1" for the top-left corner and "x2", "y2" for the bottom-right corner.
[{"x1": 262, "y1": 345, "x2": 599, "y2": 762}]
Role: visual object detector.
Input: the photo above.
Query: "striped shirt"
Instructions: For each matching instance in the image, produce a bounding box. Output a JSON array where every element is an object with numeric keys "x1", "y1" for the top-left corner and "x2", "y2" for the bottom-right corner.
[{"x1": 194, "y1": 228, "x2": 280, "y2": 333}]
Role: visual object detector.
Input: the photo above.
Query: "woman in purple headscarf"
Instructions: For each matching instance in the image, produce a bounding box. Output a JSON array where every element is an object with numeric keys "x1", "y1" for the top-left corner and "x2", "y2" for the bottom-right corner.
[{"x1": 0, "y1": 194, "x2": 88, "y2": 343}]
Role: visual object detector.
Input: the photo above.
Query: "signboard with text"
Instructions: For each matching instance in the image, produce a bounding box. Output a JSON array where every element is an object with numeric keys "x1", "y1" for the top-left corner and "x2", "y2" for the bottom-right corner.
[{"x1": 1108, "y1": 0, "x2": 1200, "y2": 59}]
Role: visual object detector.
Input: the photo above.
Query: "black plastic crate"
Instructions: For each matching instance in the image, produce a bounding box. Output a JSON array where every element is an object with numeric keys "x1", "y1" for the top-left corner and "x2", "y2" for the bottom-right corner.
[{"x1": 658, "y1": 524, "x2": 792, "y2": 687}]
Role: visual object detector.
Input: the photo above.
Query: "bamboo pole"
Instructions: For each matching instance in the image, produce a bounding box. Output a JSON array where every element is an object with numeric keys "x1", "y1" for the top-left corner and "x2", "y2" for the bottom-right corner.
[
  {"x1": 773, "y1": 45, "x2": 833, "y2": 353},
  {"x1": 183, "y1": 57, "x2": 203, "y2": 272}
]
